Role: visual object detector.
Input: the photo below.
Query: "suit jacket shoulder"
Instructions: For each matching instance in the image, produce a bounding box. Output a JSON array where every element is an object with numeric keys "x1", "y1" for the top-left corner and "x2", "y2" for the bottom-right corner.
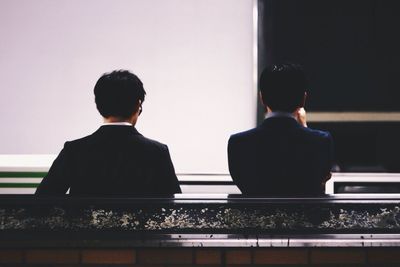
[
  {"x1": 134, "y1": 134, "x2": 169, "y2": 153},
  {"x1": 62, "y1": 128, "x2": 169, "y2": 159}
]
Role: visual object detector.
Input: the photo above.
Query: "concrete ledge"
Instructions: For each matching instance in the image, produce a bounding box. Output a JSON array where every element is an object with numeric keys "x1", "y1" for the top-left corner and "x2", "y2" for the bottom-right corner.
[{"x1": 1, "y1": 196, "x2": 400, "y2": 247}]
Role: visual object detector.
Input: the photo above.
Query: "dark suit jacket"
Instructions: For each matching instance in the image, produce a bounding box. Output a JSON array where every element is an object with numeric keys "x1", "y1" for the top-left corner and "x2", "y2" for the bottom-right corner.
[
  {"x1": 35, "y1": 125, "x2": 181, "y2": 196},
  {"x1": 228, "y1": 117, "x2": 333, "y2": 196}
]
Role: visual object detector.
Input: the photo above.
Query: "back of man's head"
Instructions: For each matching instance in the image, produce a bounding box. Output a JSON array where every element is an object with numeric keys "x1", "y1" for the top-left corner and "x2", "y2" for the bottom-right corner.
[
  {"x1": 94, "y1": 70, "x2": 146, "y2": 118},
  {"x1": 259, "y1": 63, "x2": 307, "y2": 113}
]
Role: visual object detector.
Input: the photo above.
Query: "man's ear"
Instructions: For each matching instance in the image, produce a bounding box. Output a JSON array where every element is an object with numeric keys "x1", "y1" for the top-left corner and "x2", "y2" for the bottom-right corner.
[
  {"x1": 259, "y1": 91, "x2": 267, "y2": 110},
  {"x1": 135, "y1": 100, "x2": 142, "y2": 113}
]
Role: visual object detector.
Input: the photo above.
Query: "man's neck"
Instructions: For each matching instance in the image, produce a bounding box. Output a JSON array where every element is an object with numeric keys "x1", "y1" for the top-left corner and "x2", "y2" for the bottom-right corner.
[
  {"x1": 265, "y1": 107, "x2": 295, "y2": 119},
  {"x1": 265, "y1": 111, "x2": 295, "y2": 119}
]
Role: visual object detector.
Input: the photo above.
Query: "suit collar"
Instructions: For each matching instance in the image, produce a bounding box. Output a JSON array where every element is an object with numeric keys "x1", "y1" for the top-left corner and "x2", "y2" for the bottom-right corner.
[
  {"x1": 96, "y1": 125, "x2": 141, "y2": 135},
  {"x1": 260, "y1": 116, "x2": 300, "y2": 128}
]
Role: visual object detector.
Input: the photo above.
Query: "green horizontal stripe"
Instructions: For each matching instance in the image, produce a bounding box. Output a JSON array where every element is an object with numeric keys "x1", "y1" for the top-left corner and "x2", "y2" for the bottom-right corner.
[
  {"x1": 0, "y1": 183, "x2": 39, "y2": 188},
  {"x1": 0, "y1": 172, "x2": 47, "y2": 178}
]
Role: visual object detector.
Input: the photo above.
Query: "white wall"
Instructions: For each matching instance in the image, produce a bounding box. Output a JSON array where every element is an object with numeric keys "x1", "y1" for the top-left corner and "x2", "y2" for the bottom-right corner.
[{"x1": 0, "y1": 0, "x2": 256, "y2": 174}]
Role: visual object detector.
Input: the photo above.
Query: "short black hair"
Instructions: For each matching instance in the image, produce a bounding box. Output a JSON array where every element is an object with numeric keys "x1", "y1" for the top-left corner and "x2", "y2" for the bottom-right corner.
[
  {"x1": 259, "y1": 63, "x2": 307, "y2": 113},
  {"x1": 94, "y1": 70, "x2": 146, "y2": 118}
]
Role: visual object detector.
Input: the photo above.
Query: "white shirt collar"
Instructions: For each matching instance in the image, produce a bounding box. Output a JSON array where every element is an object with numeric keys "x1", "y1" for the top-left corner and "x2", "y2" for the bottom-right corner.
[
  {"x1": 265, "y1": 111, "x2": 295, "y2": 120},
  {"x1": 102, "y1": 122, "x2": 132, "y2": 126}
]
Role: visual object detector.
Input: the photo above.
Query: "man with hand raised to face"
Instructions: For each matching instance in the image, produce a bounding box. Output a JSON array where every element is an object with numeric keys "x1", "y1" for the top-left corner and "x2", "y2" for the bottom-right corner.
[
  {"x1": 36, "y1": 70, "x2": 181, "y2": 196},
  {"x1": 228, "y1": 63, "x2": 333, "y2": 196}
]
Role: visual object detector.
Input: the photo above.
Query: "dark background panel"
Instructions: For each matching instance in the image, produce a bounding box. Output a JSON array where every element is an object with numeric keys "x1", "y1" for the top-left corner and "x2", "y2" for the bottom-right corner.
[
  {"x1": 258, "y1": 0, "x2": 400, "y2": 112},
  {"x1": 258, "y1": 0, "x2": 400, "y2": 171},
  {"x1": 309, "y1": 122, "x2": 400, "y2": 172}
]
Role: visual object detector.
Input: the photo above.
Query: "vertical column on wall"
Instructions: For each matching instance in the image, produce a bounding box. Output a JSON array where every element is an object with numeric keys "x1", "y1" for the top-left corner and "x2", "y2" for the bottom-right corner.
[
  {"x1": 252, "y1": 0, "x2": 261, "y2": 125},
  {"x1": 256, "y1": 0, "x2": 277, "y2": 124}
]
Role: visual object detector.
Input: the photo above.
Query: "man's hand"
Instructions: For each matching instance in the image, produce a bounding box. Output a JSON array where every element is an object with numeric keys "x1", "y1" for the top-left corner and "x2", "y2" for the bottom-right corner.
[
  {"x1": 295, "y1": 107, "x2": 307, "y2": 127},
  {"x1": 322, "y1": 172, "x2": 332, "y2": 189}
]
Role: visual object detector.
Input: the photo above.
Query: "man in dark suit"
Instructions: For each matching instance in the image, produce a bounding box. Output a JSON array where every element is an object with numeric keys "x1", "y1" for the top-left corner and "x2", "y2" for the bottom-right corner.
[
  {"x1": 36, "y1": 70, "x2": 181, "y2": 196},
  {"x1": 228, "y1": 63, "x2": 333, "y2": 196}
]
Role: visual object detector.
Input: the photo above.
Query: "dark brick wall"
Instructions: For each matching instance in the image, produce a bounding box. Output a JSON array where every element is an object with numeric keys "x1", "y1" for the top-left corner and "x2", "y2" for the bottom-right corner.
[{"x1": 1, "y1": 247, "x2": 400, "y2": 266}]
